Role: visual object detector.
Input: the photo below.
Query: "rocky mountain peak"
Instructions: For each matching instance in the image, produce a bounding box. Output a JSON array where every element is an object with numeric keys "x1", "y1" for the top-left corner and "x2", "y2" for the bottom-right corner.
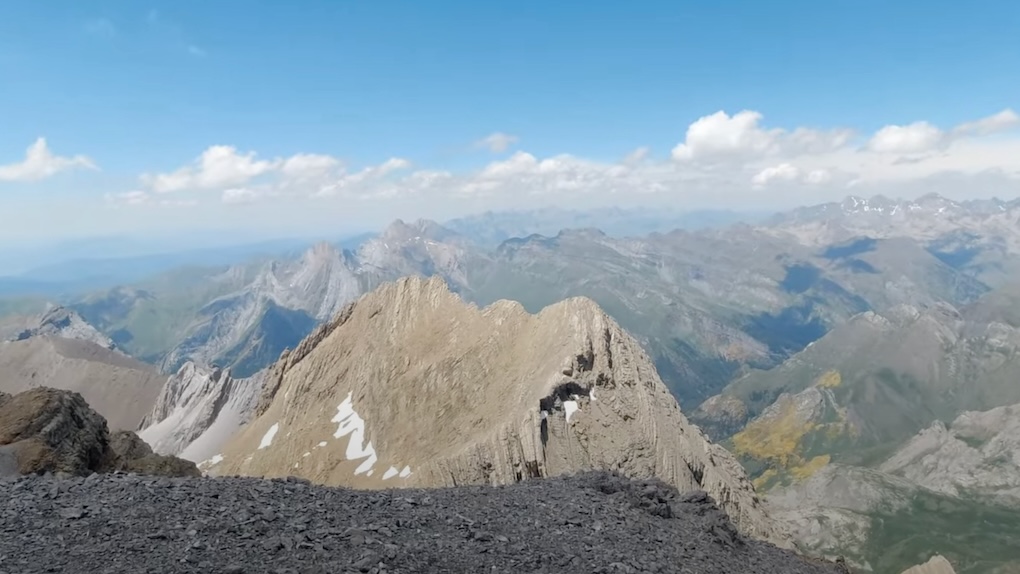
[
  {"x1": 208, "y1": 276, "x2": 789, "y2": 546},
  {"x1": 12, "y1": 306, "x2": 115, "y2": 350},
  {"x1": 300, "y1": 241, "x2": 344, "y2": 264},
  {"x1": 379, "y1": 218, "x2": 455, "y2": 243}
]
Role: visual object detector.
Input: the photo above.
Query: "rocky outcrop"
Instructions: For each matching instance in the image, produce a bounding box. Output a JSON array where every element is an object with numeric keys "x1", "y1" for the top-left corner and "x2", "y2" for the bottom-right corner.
[
  {"x1": 0, "y1": 387, "x2": 198, "y2": 478},
  {"x1": 137, "y1": 362, "x2": 265, "y2": 463},
  {"x1": 900, "y1": 555, "x2": 957, "y2": 574},
  {"x1": 0, "y1": 336, "x2": 166, "y2": 430},
  {"x1": 880, "y1": 403, "x2": 1020, "y2": 503},
  {"x1": 105, "y1": 430, "x2": 202, "y2": 477},
  {"x1": 11, "y1": 306, "x2": 116, "y2": 350},
  {"x1": 211, "y1": 275, "x2": 787, "y2": 546}
]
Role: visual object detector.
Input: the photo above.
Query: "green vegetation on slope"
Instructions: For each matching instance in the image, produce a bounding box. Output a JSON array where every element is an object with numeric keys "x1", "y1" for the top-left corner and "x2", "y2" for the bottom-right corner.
[{"x1": 864, "y1": 489, "x2": 1020, "y2": 574}]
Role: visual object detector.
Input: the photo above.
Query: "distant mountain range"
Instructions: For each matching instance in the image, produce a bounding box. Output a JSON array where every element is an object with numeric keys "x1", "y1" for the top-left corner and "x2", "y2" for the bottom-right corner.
[{"x1": 4, "y1": 192, "x2": 1020, "y2": 572}]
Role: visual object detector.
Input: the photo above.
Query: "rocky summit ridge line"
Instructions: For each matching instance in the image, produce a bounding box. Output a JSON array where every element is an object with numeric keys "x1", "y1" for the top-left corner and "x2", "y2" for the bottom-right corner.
[{"x1": 209, "y1": 275, "x2": 787, "y2": 546}]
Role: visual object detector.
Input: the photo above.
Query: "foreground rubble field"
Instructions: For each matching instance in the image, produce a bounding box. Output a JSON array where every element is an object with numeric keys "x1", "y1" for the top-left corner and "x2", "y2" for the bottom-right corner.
[{"x1": 0, "y1": 471, "x2": 844, "y2": 574}]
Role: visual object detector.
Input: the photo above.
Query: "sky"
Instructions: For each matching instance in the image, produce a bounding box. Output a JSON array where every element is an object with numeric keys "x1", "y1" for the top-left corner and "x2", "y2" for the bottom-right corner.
[{"x1": 0, "y1": 0, "x2": 1019, "y2": 242}]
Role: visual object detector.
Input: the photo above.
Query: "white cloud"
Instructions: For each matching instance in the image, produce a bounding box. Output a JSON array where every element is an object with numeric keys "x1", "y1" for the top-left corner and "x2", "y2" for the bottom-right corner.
[
  {"x1": 142, "y1": 145, "x2": 279, "y2": 192},
  {"x1": 866, "y1": 109, "x2": 1019, "y2": 155},
  {"x1": 475, "y1": 132, "x2": 519, "y2": 153},
  {"x1": 751, "y1": 164, "x2": 833, "y2": 187},
  {"x1": 867, "y1": 121, "x2": 944, "y2": 154},
  {"x1": 0, "y1": 138, "x2": 98, "y2": 182},
  {"x1": 671, "y1": 110, "x2": 851, "y2": 162},
  {"x1": 952, "y1": 108, "x2": 1019, "y2": 136},
  {"x1": 671, "y1": 110, "x2": 778, "y2": 161},
  {"x1": 280, "y1": 154, "x2": 341, "y2": 180},
  {"x1": 314, "y1": 157, "x2": 413, "y2": 198},
  {"x1": 105, "y1": 107, "x2": 1020, "y2": 216},
  {"x1": 752, "y1": 163, "x2": 800, "y2": 187}
]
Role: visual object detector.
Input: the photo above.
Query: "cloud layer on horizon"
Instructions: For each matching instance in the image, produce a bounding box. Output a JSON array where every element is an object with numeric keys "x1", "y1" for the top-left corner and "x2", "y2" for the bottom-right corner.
[{"x1": 4, "y1": 108, "x2": 1019, "y2": 213}]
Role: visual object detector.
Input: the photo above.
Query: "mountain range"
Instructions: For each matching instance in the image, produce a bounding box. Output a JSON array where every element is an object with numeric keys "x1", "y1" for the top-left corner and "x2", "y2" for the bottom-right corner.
[{"x1": 3, "y1": 193, "x2": 1020, "y2": 573}]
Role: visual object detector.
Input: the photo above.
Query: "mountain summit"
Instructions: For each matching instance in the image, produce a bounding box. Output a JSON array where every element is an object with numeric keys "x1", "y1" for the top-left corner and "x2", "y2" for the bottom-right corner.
[{"x1": 208, "y1": 275, "x2": 786, "y2": 544}]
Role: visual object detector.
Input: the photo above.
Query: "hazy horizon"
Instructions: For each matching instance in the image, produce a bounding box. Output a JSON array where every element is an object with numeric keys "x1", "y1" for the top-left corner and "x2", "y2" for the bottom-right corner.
[{"x1": 2, "y1": 2, "x2": 1019, "y2": 242}]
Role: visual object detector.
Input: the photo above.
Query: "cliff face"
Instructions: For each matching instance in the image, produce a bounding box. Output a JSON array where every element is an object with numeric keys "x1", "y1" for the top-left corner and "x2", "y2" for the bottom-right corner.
[
  {"x1": 138, "y1": 362, "x2": 265, "y2": 463},
  {"x1": 210, "y1": 275, "x2": 786, "y2": 545}
]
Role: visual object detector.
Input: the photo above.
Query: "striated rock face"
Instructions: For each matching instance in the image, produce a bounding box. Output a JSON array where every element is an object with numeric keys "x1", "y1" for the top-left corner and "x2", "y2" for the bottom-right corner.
[
  {"x1": 211, "y1": 275, "x2": 787, "y2": 545},
  {"x1": 138, "y1": 362, "x2": 265, "y2": 464},
  {"x1": 0, "y1": 387, "x2": 198, "y2": 477},
  {"x1": 0, "y1": 388, "x2": 110, "y2": 475},
  {"x1": 900, "y1": 555, "x2": 957, "y2": 574}
]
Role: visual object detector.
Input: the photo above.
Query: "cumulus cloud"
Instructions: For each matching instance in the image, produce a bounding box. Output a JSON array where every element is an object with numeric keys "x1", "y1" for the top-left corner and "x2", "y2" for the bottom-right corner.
[
  {"x1": 475, "y1": 132, "x2": 519, "y2": 153},
  {"x1": 751, "y1": 163, "x2": 800, "y2": 187},
  {"x1": 670, "y1": 110, "x2": 852, "y2": 162},
  {"x1": 142, "y1": 145, "x2": 278, "y2": 193},
  {"x1": 867, "y1": 121, "x2": 944, "y2": 154},
  {"x1": 106, "y1": 107, "x2": 1020, "y2": 213},
  {"x1": 0, "y1": 138, "x2": 98, "y2": 182},
  {"x1": 866, "y1": 109, "x2": 1020, "y2": 155},
  {"x1": 751, "y1": 164, "x2": 833, "y2": 188}
]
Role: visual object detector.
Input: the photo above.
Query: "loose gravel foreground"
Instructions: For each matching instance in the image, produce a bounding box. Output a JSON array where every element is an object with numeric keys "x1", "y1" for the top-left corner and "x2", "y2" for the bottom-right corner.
[{"x1": 0, "y1": 471, "x2": 844, "y2": 574}]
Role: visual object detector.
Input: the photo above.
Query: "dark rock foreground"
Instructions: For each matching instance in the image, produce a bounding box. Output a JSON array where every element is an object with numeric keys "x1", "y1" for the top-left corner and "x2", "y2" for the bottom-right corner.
[
  {"x1": 0, "y1": 471, "x2": 843, "y2": 574},
  {"x1": 0, "y1": 388, "x2": 198, "y2": 479}
]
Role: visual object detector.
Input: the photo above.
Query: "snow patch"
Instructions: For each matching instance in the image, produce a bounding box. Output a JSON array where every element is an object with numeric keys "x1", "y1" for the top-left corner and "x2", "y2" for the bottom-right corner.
[
  {"x1": 302, "y1": 452, "x2": 310, "y2": 457},
  {"x1": 317, "y1": 441, "x2": 327, "y2": 448},
  {"x1": 589, "y1": 387, "x2": 597, "y2": 401},
  {"x1": 331, "y1": 393, "x2": 378, "y2": 475},
  {"x1": 564, "y1": 400, "x2": 579, "y2": 423},
  {"x1": 540, "y1": 410, "x2": 549, "y2": 420},
  {"x1": 205, "y1": 454, "x2": 224, "y2": 466},
  {"x1": 399, "y1": 466, "x2": 412, "y2": 478},
  {"x1": 383, "y1": 466, "x2": 399, "y2": 480},
  {"x1": 259, "y1": 423, "x2": 280, "y2": 450}
]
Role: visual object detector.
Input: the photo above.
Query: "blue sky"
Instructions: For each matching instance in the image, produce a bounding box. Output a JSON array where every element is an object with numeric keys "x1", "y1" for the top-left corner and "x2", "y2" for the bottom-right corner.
[{"x1": 1, "y1": 0, "x2": 1018, "y2": 241}]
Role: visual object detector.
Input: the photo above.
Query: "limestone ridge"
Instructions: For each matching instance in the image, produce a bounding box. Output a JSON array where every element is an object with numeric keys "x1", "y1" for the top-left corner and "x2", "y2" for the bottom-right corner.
[
  {"x1": 159, "y1": 220, "x2": 483, "y2": 377},
  {"x1": 138, "y1": 362, "x2": 266, "y2": 464},
  {"x1": 210, "y1": 275, "x2": 787, "y2": 545},
  {"x1": 11, "y1": 306, "x2": 116, "y2": 350}
]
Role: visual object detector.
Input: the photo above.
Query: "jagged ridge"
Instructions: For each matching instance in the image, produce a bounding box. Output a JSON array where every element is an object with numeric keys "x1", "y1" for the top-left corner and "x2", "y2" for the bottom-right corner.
[{"x1": 209, "y1": 275, "x2": 788, "y2": 546}]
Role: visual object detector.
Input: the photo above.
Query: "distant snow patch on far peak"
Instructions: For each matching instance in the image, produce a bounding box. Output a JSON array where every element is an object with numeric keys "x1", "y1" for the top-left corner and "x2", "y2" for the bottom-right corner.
[{"x1": 331, "y1": 392, "x2": 378, "y2": 475}]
